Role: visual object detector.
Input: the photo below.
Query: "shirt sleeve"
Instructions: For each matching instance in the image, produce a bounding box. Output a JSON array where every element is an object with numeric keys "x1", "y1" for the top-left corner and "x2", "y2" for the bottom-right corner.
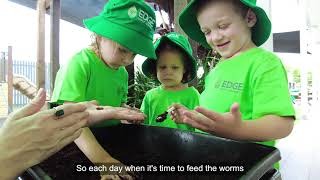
[
  {"x1": 140, "y1": 92, "x2": 150, "y2": 124},
  {"x1": 51, "y1": 54, "x2": 89, "y2": 103},
  {"x1": 252, "y1": 59, "x2": 295, "y2": 119}
]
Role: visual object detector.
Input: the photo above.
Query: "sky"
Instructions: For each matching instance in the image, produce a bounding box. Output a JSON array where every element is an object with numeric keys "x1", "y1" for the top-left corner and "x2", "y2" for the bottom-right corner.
[
  {"x1": 0, "y1": 0, "x2": 170, "y2": 67},
  {"x1": 0, "y1": 0, "x2": 91, "y2": 65}
]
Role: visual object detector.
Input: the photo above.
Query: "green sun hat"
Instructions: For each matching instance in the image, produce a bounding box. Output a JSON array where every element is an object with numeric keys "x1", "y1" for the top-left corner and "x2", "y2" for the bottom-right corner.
[
  {"x1": 178, "y1": 0, "x2": 271, "y2": 49},
  {"x1": 142, "y1": 32, "x2": 197, "y2": 83},
  {"x1": 83, "y1": 0, "x2": 156, "y2": 59}
]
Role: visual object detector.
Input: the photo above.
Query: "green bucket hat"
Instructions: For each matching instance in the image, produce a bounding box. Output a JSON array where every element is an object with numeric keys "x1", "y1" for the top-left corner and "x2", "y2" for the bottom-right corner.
[
  {"x1": 178, "y1": 0, "x2": 271, "y2": 48},
  {"x1": 142, "y1": 32, "x2": 197, "y2": 83},
  {"x1": 83, "y1": 0, "x2": 156, "y2": 59}
]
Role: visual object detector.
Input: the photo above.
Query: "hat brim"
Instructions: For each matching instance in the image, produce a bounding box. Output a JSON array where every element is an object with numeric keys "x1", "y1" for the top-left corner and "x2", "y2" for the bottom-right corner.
[
  {"x1": 178, "y1": 0, "x2": 271, "y2": 48},
  {"x1": 142, "y1": 37, "x2": 197, "y2": 83},
  {"x1": 84, "y1": 16, "x2": 156, "y2": 59}
]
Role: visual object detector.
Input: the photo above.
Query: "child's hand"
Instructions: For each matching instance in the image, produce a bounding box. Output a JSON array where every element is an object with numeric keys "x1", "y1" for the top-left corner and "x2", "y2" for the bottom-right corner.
[
  {"x1": 120, "y1": 104, "x2": 144, "y2": 124},
  {"x1": 169, "y1": 103, "x2": 194, "y2": 123},
  {"x1": 172, "y1": 103, "x2": 245, "y2": 139},
  {"x1": 193, "y1": 103, "x2": 243, "y2": 138},
  {"x1": 82, "y1": 101, "x2": 146, "y2": 125}
]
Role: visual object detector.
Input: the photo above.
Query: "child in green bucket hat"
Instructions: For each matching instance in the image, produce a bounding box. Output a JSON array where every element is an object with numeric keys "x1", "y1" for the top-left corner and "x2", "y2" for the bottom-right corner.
[
  {"x1": 141, "y1": 32, "x2": 200, "y2": 131},
  {"x1": 51, "y1": 0, "x2": 156, "y2": 178},
  {"x1": 171, "y1": 0, "x2": 295, "y2": 150}
]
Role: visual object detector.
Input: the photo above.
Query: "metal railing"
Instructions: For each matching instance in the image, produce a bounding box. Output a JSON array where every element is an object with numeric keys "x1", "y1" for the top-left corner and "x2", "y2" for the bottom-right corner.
[{"x1": 0, "y1": 57, "x2": 51, "y2": 109}]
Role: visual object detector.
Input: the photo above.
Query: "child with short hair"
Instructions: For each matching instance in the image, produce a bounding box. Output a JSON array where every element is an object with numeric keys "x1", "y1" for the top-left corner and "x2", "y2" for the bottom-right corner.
[
  {"x1": 51, "y1": 0, "x2": 156, "y2": 178},
  {"x1": 141, "y1": 32, "x2": 200, "y2": 131},
  {"x1": 171, "y1": 0, "x2": 295, "y2": 147}
]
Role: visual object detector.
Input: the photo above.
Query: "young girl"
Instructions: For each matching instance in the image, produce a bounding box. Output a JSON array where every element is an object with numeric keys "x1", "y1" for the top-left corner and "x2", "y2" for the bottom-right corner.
[
  {"x1": 171, "y1": 0, "x2": 295, "y2": 148},
  {"x1": 51, "y1": 0, "x2": 156, "y2": 178},
  {"x1": 141, "y1": 32, "x2": 200, "y2": 131}
]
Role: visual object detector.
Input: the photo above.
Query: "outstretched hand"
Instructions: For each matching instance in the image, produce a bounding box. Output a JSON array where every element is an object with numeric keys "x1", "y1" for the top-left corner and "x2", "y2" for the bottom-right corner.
[
  {"x1": 170, "y1": 103, "x2": 244, "y2": 139},
  {"x1": 0, "y1": 89, "x2": 89, "y2": 179},
  {"x1": 83, "y1": 101, "x2": 145, "y2": 125}
]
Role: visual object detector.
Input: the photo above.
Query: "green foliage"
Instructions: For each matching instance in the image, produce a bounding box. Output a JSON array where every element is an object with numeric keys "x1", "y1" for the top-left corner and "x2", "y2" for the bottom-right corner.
[
  {"x1": 127, "y1": 68, "x2": 160, "y2": 108},
  {"x1": 194, "y1": 48, "x2": 221, "y2": 93}
]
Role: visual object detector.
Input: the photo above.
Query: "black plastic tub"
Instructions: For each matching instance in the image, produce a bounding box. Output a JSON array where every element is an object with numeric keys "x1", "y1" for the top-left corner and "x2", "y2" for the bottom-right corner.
[{"x1": 19, "y1": 124, "x2": 281, "y2": 180}]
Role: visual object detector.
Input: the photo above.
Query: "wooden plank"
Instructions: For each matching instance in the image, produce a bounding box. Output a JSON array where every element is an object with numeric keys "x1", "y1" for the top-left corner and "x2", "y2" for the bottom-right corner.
[
  {"x1": 0, "y1": 83, "x2": 8, "y2": 117},
  {"x1": 173, "y1": 0, "x2": 199, "y2": 86},
  {"x1": 36, "y1": 0, "x2": 46, "y2": 89},
  {"x1": 173, "y1": 0, "x2": 188, "y2": 36},
  {"x1": 0, "y1": 53, "x2": 5, "y2": 82},
  {"x1": 7, "y1": 46, "x2": 13, "y2": 113},
  {"x1": 50, "y1": 0, "x2": 60, "y2": 94}
]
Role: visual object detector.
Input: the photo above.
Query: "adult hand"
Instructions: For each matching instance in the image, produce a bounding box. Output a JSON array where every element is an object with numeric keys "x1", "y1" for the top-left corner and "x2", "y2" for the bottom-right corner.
[
  {"x1": 170, "y1": 103, "x2": 244, "y2": 139},
  {"x1": 0, "y1": 89, "x2": 89, "y2": 179}
]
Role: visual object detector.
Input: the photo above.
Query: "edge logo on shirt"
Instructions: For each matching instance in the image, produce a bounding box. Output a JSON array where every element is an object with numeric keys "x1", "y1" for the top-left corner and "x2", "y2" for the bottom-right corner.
[{"x1": 215, "y1": 80, "x2": 243, "y2": 92}]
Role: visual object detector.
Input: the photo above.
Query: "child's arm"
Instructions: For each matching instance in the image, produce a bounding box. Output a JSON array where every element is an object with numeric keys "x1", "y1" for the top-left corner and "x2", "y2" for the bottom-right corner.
[
  {"x1": 234, "y1": 115, "x2": 294, "y2": 141},
  {"x1": 171, "y1": 103, "x2": 294, "y2": 141},
  {"x1": 63, "y1": 102, "x2": 133, "y2": 175},
  {"x1": 74, "y1": 127, "x2": 119, "y2": 163}
]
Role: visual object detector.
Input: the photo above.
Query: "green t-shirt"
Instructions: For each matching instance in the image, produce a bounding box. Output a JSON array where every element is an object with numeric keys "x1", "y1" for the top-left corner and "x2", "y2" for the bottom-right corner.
[
  {"x1": 51, "y1": 48, "x2": 128, "y2": 127},
  {"x1": 200, "y1": 47, "x2": 295, "y2": 147},
  {"x1": 141, "y1": 86, "x2": 200, "y2": 131}
]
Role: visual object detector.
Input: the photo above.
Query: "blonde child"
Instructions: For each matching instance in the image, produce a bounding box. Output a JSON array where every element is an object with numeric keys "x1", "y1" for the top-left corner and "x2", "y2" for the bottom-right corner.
[
  {"x1": 51, "y1": 0, "x2": 156, "y2": 178},
  {"x1": 171, "y1": 0, "x2": 295, "y2": 148}
]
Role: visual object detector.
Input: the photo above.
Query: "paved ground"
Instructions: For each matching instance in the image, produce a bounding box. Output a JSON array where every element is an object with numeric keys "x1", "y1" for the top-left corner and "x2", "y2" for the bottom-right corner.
[{"x1": 277, "y1": 119, "x2": 320, "y2": 180}]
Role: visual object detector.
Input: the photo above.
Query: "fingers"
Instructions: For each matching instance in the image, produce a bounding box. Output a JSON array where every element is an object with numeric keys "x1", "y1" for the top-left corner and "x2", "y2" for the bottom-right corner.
[
  {"x1": 112, "y1": 108, "x2": 145, "y2": 121},
  {"x1": 47, "y1": 103, "x2": 87, "y2": 119},
  {"x1": 169, "y1": 103, "x2": 187, "y2": 123},
  {"x1": 60, "y1": 118, "x2": 87, "y2": 138},
  {"x1": 169, "y1": 110, "x2": 182, "y2": 123},
  {"x1": 89, "y1": 100, "x2": 99, "y2": 106},
  {"x1": 126, "y1": 113, "x2": 146, "y2": 121},
  {"x1": 80, "y1": 100, "x2": 99, "y2": 110},
  {"x1": 170, "y1": 103, "x2": 185, "y2": 110},
  {"x1": 182, "y1": 116, "x2": 210, "y2": 132},
  {"x1": 115, "y1": 112, "x2": 145, "y2": 121},
  {"x1": 54, "y1": 111, "x2": 89, "y2": 129},
  {"x1": 10, "y1": 88, "x2": 46, "y2": 120},
  {"x1": 183, "y1": 110, "x2": 215, "y2": 129},
  {"x1": 130, "y1": 107, "x2": 142, "y2": 113},
  {"x1": 47, "y1": 128, "x2": 83, "y2": 157},
  {"x1": 195, "y1": 106, "x2": 223, "y2": 121},
  {"x1": 230, "y1": 103, "x2": 241, "y2": 120}
]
